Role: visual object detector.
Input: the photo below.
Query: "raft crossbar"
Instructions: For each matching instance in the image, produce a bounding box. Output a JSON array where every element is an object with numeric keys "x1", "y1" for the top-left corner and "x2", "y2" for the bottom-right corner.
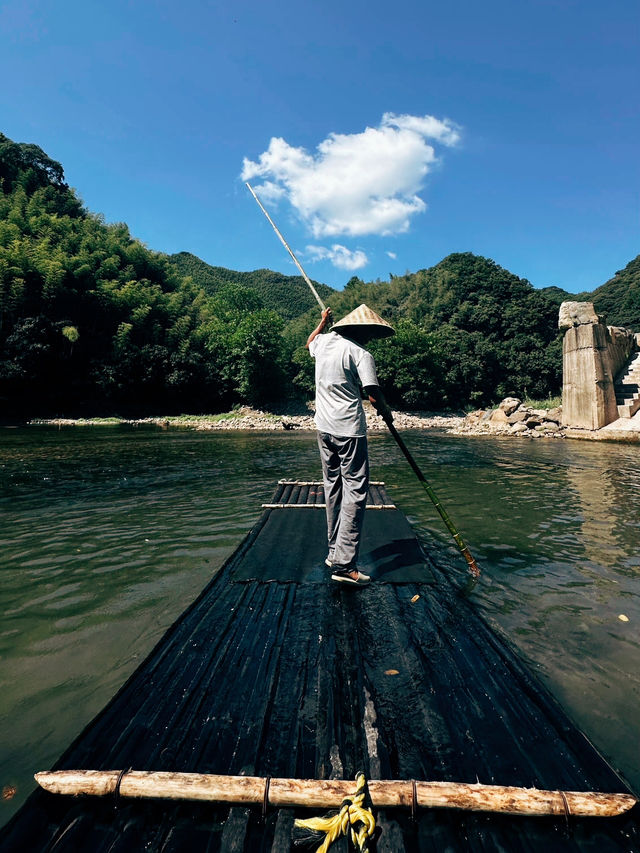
[
  {"x1": 35, "y1": 770, "x2": 637, "y2": 818},
  {"x1": 261, "y1": 503, "x2": 396, "y2": 509},
  {"x1": 277, "y1": 480, "x2": 386, "y2": 485}
]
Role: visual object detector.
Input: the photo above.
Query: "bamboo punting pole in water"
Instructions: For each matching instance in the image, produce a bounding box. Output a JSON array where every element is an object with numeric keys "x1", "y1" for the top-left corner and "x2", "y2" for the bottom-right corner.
[
  {"x1": 34, "y1": 770, "x2": 636, "y2": 818},
  {"x1": 383, "y1": 418, "x2": 482, "y2": 578}
]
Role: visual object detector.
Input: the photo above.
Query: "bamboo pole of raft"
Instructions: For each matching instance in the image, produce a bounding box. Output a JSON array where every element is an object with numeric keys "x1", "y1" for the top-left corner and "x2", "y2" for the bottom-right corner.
[{"x1": 34, "y1": 771, "x2": 636, "y2": 818}]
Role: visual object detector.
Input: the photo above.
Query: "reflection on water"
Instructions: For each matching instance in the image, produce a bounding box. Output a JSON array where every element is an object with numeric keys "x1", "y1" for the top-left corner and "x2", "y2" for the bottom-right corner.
[{"x1": 1, "y1": 427, "x2": 639, "y2": 824}]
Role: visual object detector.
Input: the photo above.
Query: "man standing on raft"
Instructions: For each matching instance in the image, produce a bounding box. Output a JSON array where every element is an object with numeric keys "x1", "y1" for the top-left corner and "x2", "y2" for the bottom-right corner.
[{"x1": 306, "y1": 304, "x2": 395, "y2": 587}]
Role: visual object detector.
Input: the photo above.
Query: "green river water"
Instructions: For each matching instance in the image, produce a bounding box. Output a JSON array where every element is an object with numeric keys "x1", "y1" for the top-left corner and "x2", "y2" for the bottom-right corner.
[{"x1": 1, "y1": 426, "x2": 638, "y2": 825}]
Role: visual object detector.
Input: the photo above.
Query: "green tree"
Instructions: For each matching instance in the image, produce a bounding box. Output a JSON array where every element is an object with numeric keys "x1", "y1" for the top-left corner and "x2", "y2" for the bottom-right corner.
[
  {"x1": 370, "y1": 320, "x2": 443, "y2": 408},
  {"x1": 227, "y1": 309, "x2": 287, "y2": 405}
]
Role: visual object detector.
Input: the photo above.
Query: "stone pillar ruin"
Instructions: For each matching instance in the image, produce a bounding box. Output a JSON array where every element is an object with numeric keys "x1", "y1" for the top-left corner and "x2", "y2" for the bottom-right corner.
[{"x1": 559, "y1": 301, "x2": 635, "y2": 430}]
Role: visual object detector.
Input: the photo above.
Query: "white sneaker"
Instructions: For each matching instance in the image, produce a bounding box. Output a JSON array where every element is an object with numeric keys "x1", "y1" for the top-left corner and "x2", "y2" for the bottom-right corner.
[{"x1": 331, "y1": 569, "x2": 371, "y2": 587}]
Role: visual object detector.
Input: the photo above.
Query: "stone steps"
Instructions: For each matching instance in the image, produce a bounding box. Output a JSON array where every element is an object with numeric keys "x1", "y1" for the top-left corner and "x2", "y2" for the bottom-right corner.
[{"x1": 615, "y1": 351, "x2": 640, "y2": 418}]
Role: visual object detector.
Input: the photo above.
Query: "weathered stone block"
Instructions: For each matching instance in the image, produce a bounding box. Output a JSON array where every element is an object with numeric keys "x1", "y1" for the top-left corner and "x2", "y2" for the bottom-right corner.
[
  {"x1": 561, "y1": 320, "x2": 618, "y2": 429},
  {"x1": 558, "y1": 301, "x2": 601, "y2": 329},
  {"x1": 608, "y1": 326, "x2": 637, "y2": 379}
]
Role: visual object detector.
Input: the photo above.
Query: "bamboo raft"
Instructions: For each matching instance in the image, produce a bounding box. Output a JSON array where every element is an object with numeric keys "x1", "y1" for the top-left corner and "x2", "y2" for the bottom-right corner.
[{"x1": 1, "y1": 481, "x2": 638, "y2": 851}]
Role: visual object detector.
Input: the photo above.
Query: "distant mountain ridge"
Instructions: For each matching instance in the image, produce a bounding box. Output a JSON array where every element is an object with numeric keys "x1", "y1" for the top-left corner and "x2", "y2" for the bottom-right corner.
[
  {"x1": 168, "y1": 252, "x2": 335, "y2": 322},
  {"x1": 170, "y1": 249, "x2": 640, "y2": 331}
]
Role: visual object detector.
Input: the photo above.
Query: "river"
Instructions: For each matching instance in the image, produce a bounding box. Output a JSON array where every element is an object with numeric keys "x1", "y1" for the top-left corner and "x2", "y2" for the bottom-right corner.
[{"x1": 1, "y1": 426, "x2": 638, "y2": 825}]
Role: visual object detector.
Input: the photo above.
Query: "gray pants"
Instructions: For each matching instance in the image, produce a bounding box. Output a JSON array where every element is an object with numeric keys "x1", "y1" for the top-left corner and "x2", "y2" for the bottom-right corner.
[{"x1": 317, "y1": 432, "x2": 369, "y2": 569}]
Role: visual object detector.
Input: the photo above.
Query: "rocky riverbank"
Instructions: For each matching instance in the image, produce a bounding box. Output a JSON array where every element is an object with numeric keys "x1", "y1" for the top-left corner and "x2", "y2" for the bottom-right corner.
[
  {"x1": 29, "y1": 405, "x2": 464, "y2": 432},
  {"x1": 28, "y1": 398, "x2": 640, "y2": 442},
  {"x1": 452, "y1": 397, "x2": 566, "y2": 438}
]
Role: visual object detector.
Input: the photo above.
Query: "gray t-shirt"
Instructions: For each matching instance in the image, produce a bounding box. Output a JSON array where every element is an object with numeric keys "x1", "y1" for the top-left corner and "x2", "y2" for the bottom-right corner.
[{"x1": 309, "y1": 331, "x2": 379, "y2": 437}]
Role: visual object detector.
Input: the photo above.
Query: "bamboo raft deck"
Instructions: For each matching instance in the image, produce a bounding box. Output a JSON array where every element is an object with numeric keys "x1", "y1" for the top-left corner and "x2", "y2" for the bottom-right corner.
[{"x1": 2, "y1": 481, "x2": 638, "y2": 851}]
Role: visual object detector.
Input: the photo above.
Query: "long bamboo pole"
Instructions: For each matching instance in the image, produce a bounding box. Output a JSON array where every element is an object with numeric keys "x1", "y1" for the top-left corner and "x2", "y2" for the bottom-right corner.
[
  {"x1": 35, "y1": 770, "x2": 636, "y2": 818},
  {"x1": 245, "y1": 182, "x2": 326, "y2": 311},
  {"x1": 384, "y1": 418, "x2": 481, "y2": 578}
]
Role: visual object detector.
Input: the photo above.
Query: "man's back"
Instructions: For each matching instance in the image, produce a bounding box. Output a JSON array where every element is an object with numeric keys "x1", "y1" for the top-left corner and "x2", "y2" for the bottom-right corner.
[{"x1": 309, "y1": 331, "x2": 378, "y2": 437}]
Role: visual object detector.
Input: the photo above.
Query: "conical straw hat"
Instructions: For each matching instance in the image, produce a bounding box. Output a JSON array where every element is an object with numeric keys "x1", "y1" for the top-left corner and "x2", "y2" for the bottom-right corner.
[{"x1": 332, "y1": 304, "x2": 395, "y2": 339}]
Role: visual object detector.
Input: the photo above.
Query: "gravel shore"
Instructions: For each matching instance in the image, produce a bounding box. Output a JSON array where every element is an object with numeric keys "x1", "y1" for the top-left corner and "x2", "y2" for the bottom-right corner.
[
  {"x1": 29, "y1": 405, "x2": 464, "y2": 432},
  {"x1": 26, "y1": 402, "x2": 640, "y2": 442}
]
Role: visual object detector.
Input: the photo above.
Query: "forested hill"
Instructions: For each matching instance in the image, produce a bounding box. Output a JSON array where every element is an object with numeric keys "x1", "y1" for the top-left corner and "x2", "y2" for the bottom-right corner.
[
  {"x1": 0, "y1": 130, "x2": 637, "y2": 418},
  {"x1": 168, "y1": 252, "x2": 335, "y2": 322},
  {"x1": 0, "y1": 132, "x2": 288, "y2": 417},
  {"x1": 283, "y1": 254, "x2": 569, "y2": 408},
  {"x1": 589, "y1": 255, "x2": 640, "y2": 329}
]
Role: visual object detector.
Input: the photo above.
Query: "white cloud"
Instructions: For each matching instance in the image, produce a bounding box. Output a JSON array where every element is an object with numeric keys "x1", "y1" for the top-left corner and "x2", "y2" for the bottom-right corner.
[
  {"x1": 242, "y1": 112, "x2": 460, "y2": 240},
  {"x1": 386, "y1": 251, "x2": 397, "y2": 260},
  {"x1": 381, "y1": 112, "x2": 461, "y2": 146},
  {"x1": 305, "y1": 244, "x2": 369, "y2": 271}
]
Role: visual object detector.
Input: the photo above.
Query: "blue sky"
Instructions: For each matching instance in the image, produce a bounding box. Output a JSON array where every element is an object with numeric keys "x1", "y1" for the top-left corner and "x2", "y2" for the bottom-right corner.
[{"x1": 1, "y1": 0, "x2": 638, "y2": 293}]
